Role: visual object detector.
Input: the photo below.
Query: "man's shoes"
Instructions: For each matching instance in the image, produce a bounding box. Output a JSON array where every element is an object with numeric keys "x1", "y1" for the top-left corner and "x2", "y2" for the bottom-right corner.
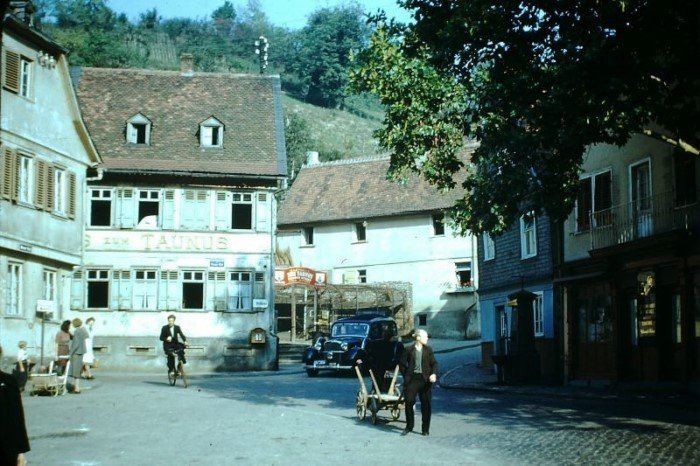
[
  {"x1": 181, "y1": 357, "x2": 186, "y2": 364},
  {"x1": 401, "y1": 429, "x2": 412, "y2": 436},
  {"x1": 168, "y1": 371, "x2": 175, "y2": 378},
  {"x1": 422, "y1": 431, "x2": 429, "y2": 436}
]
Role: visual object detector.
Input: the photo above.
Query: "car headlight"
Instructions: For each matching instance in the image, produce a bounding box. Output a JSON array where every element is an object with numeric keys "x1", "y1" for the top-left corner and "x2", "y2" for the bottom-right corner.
[
  {"x1": 341, "y1": 342, "x2": 348, "y2": 351},
  {"x1": 313, "y1": 341, "x2": 322, "y2": 350}
]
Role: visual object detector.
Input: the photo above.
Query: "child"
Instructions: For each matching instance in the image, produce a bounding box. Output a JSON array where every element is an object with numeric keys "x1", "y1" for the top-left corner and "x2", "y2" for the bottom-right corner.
[{"x1": 13, "y1": 341, "x2": 31, "y2": 392}]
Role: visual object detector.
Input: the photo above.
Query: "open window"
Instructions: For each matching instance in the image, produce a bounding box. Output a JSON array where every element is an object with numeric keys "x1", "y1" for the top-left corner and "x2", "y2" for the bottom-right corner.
[
  {"x1": 126, "y1": 113, "x2": 152, "y2": 145},
  {"x1": 199, "y1": 116, "x2": 224, "y2": 147}
]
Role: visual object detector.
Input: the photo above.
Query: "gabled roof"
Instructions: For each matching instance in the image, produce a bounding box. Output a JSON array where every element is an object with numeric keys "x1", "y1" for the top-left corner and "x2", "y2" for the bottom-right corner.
[
  {"x1": 277, "y1": 155, "x2": 470, "y2": 226},
  {"x1": 72, "y1": 67, "x2": 286, "y2": 178}
]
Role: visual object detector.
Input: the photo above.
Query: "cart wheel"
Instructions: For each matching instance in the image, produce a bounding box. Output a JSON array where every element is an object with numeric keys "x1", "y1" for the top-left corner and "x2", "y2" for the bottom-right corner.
[
  {"x1": 306, "y1": 368, "x2": 319, "y2": 377},
  {"x1": 391, "y1": 407, "x2": 401, "y2": 421},
  {"x1": 356, "y1": 390, "x2": 367, "y2": 420},
  {"x1": 370, "y1": 397, "x2": 378, "y2": 425}
]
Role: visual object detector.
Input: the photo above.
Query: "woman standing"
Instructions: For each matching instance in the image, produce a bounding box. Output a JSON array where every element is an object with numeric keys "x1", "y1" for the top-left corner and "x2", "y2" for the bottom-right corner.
[
  {"x1": 68, "y1": 318, "x2": 88, "y2": 394},
  {"x1": 54, "y1": 320, "x2": 72, "y2": 376},
  {"x1": 81, "y1": 317, "x2": 96, "y2": 379}
]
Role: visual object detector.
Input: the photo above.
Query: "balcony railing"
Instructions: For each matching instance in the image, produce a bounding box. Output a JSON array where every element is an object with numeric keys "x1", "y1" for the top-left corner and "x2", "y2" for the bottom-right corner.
[{"x1": 590, "y1": 190, "x2": 699, "y2": 250}]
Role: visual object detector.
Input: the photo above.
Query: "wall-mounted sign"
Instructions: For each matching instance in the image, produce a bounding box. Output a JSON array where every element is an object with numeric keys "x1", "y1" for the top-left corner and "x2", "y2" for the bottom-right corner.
[
  {"x1": 637, "y1": 271, "x2": 656, "y2": 337},
  {"x1": 274, "y1": 267, "x2": 327, "y2": 286},
  {"x1": 210, "y1": 259, "x2": 224, "y2": 267},
  {"x1": 19, "y1": 244, "x2": 32, "y2": 252}
]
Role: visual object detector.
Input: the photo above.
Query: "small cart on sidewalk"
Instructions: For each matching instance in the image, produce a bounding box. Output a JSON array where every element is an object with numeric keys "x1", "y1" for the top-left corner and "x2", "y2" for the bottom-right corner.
[
  {"x1": 354, "y1": 365, "x2": 404, "y2": 425},
  {"x1": 29, "y1": 356, "x2": 70, "y2": 396}
]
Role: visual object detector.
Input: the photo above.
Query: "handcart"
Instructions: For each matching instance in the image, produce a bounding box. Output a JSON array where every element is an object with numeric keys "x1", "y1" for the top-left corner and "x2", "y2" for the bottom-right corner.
[
  {"x1": 354, "y1": 364, "x2": 404, "y2": 425},
  {"x1": 29, "y1": 356, "x2": 70, "y2": 396}
]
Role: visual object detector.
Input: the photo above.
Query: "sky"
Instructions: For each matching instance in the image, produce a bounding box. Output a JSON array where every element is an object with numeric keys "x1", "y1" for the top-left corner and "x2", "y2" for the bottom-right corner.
[{"x1": 107, "y1": 0, "x2": 412, "y2": 30}]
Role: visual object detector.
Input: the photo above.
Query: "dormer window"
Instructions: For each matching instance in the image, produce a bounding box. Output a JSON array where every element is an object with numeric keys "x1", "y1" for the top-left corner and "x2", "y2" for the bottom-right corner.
[
  {"x1": 126, "y1": 113, "x2": 151, "y2": 145},
  {"x1": 200, "y1": 117, "x2": 224, "y2": 147}
]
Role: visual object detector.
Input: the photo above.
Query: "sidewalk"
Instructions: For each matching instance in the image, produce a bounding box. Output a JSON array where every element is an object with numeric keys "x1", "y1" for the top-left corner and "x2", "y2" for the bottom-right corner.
[{"x1": 433, "y1": 340, "x2": 700, "y2": 409}]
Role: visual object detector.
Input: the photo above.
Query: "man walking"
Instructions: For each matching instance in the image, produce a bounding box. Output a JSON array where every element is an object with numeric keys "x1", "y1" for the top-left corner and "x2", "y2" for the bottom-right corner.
[{"x1": 399, "y1": 329, "x2": 438, "y2": 436}]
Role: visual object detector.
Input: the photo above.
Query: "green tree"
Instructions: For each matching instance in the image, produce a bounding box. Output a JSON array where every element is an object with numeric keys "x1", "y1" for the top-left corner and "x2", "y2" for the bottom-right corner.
[
  {"x1": 284, "y1": 113, "x2": 313, "y2": 179},
  {"x1": 351, "y1": 0, "x2": 699, "y2": 234},
  {"x1": 138, "y1": 8, "x2": 160, "y2": 30},
  {"x1": 212, "y1": 0, "x2": 236, "y2": 35},
  {"x1": 291, "y1": 3, "x2": 371, "y2": 107}
]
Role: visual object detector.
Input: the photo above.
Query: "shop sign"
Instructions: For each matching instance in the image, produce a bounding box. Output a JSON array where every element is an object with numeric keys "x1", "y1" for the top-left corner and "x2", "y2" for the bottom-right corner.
[
  {"x1": 637, "y1": 271, "x2": 656, "y2": 337},
  {"x1": 274, "y1": 267, "x2": 327, "y2": 286}
]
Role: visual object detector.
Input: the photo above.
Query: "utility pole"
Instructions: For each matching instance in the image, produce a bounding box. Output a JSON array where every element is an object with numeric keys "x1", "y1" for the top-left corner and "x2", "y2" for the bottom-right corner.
[{"x1": 255, "y1": 35, "x2": 268, "y2": 74}]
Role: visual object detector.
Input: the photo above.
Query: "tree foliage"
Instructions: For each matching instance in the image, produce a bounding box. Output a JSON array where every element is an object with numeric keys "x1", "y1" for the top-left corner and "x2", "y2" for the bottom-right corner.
[
  {"x1": 350, "y1": 0, "x2": 700, "y2": 235},
  {"x1": 290, "y1": 3, "x2": 371, "y2": 107}
]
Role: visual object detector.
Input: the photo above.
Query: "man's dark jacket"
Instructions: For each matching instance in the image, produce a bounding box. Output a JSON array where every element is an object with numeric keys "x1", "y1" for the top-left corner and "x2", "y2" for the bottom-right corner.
[
  {"x1": 0, "y1": 370, "x2": 30, "y2": 459},
  {"x1": 159, "y1": 324, "x2": 187, "y2": 349},
  {"x1": 399, "y1": 343, "x2": 439, "y2": 384}
]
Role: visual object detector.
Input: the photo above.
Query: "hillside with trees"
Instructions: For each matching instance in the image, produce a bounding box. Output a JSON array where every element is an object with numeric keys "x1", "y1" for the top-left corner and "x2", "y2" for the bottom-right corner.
[{"x1": 30, "y1": 0, "x2": 385, "y2": 178}]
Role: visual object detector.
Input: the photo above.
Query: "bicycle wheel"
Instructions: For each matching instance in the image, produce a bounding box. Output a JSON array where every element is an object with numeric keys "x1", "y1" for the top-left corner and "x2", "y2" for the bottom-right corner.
[
  {"x1": 179, "y1": 361, "x2": 187, "y2": 388},
  {"x1": 168, "y1": 368, "x2": 176, "y2": 386}
]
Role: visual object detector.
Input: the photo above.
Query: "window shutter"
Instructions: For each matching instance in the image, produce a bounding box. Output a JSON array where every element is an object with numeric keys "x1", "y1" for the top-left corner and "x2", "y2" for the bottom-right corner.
[
  {"x1": 34, "y1": 160, "x2": 46, "y2": 209},
  {"x1": 70, "y1": 270, "x2": 84, "y2": 310},
  {"x1": 117, "y1": 188, "x2": 135, "y2": 227},
  {"x1": 162, "y1": 189, "x2": 175, "y2": 229},
  {"x1": 3, "y1": 49, "x2": 20, "y2": 93},
  {"x1": 256, "y1": 193, "x2": 270, "y2": 232},
  {"x1": 118, "y1": 270, "x2": 132, "y2": 310},
  {"x1": 201, "y1": 126, "x2": 212, "y2": 145},
  {"x1": 45, "y1": 165, "x2": 55, "y2": 212},
  {"x1": 214, "y1": 191, "x2": 230, "y2": 230},
  {"x1": 1, "y1": 147, "x2": 16, "y2": 200},
  {"x1": 67, "y1": 172, "x2": 76, "y2": 218}
]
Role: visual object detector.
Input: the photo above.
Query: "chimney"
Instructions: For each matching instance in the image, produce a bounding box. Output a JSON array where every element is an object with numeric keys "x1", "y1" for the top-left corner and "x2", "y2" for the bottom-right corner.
[
  {"x1": 9, "y1": 1, "x2": 36, "y2": 26},
  {"x1": 180, "y1": 53, "x2": 194, "y2": 75},
  {"x1": 306, "y1": 151, "x2": 319, "y2": 166}
]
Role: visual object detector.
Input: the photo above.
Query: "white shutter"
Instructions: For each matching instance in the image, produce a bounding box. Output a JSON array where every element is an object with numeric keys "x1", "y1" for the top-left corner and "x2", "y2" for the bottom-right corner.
[
  {"x1": 180, "y1": 190, "x2": 196, "y2": 229},
  {"x1": 117, "y1": 188, "x2": 136, "y2": 228},
  {"x1": 162, "y1": 189, "x2": 176, "y2": 229},
  {"x1": 118, "y1": 270, "x2": 132, "y2": 310},
  {"x1": 70, "y1": 270, "x2": 84, "y2": 310},
  {"x1": 256, "y1": 193, "x2": 270, "y2": 232},
  {"x1": 202, "y1": 126, "x2": 212, "y2": 145},
  {"x1": 158, "y1": 271, "x2": 170, "y2": 310},
  {"x1": 214, "y1": 191, "x2": 230, "y2": 230}
]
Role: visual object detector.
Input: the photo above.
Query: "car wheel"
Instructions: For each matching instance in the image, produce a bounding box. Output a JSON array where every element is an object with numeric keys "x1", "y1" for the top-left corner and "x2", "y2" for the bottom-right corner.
[
  {"x1": 306, "y1": 368, "x2": 319, "y2": 377},
  {"x1": 356, "y1": 390, "x2": 367, "y2": 420},
  {"x1": 370, "y1": 397, "x2": 378, "y2": 425}
]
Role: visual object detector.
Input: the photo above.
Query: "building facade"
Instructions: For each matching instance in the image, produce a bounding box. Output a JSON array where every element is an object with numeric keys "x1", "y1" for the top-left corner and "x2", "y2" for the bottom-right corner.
[
  {"x1": 1, "y1": 7, "x2": 101, "y2": 364},
  {"x1": 477, "y1": 214, "x2": 559, "y2": 383},
  {"x1": 558, "y1": 134, "x2": 699, "y2": 383},
  {"x1": 277, "y1": 154, "x2": 479, "y2": 339},
  {"x1": 71, "y1": 61, "x2": 286, "y2": 371}
]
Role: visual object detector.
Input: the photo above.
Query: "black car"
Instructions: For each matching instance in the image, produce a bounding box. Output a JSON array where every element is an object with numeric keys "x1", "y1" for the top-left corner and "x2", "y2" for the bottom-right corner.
[{"x1": 302, "y1": 314, "x2": 398, "y2": 377}]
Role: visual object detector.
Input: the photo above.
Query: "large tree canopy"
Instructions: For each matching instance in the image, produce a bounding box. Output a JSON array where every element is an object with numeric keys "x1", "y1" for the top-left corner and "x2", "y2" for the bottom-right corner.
[{"x1": 350, "y1": 0, "x2": 699, "y2": 234}]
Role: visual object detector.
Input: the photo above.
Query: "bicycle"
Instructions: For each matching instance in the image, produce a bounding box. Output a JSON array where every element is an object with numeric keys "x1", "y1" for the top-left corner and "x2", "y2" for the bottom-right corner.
[{"x1": 166, "y1": 346, "x2": 188, "y2": 388}]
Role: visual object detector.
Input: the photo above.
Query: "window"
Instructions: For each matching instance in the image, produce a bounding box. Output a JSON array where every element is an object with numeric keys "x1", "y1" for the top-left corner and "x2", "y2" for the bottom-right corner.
[
  {"x1": 533, "y1": 292, "x2": 544, "y2": 337},
  {"x1": 303, "y1": 227, "x2": 314, "y2": 246},
  {"x1": 19, "y1": 154, "x2": 33, "y2": 204},
  {"x1": 228, "y1": 271, "x2": 252, "y2": 310},
  {"x1": 576, "y1": 170, "x2": 612, "y2": 232},
  {"x1": 417, "y1": 314, "x2": 427, "y2": 326},
  {"x1": 358, "y1": 269, "x2": 367, "y2": 284},
  {"x1": 354, "y1": 222, "x2": 367, "y2": 242},
  {"x1": 254, "y1": 272, "x2": 266, "y2": 301},
  {"x1": 674, "y1": 153, "x2": 697, "y2": 207},
  {"x1": 6, "y1": 263, "x2": 22, "y2": 316},
  {"x1": 577, "y1": 283, "x2": 613, "y2": 343},
  {"x1": 432, "y1": 212, "x2": 445, "y2": 236},
  {"x1": 630, "y1": 298, "x2": 638, "y2": 346},
  {"x1": 126, "y1": 114, "x2": 151, "y2": 144},
  {"x1": 137, "y1": 190, "x2": 160, "y2": 227},
  {"x1": 54, "y1": 168, "x2": 66, "y2": 215},
  {"x1": 455, "y1": 262, "x2": 472, "y2": 287},
  {"x1": 43, "y1": 269, "x2": 58, "y2": 319},
  {"x1": 90, "y1": 189, "x2": 113, "y2": 226},
  {"x1": 483, "y1": 234, "x2": 495, "y2": 261},
  {"x1": 87, "y1": 269, "x2": 110, "y2": 309},
  {"x1": 134, "y1": 270, "x2": 158, "y2": 310},
  {"x1": 520, "y1": 212, "x2": 537, "y2": 259},
  {"x1": 182, "y1": 270, "x2": 204, "y2": 309},
  {"x1": 672, "y1": 293, "x2": 682, "y2": 344},
  {"x1": 181, "y1": 190, "x2": 209, "y2": 230},
  {"x1": 231, "y1": 193, "x2": 253, "y2": 229},
  {"x1": 200, "y1": 117, "x2": 224, "y2": 147},
  {"x1": 20, "y1": 57, "x2": 31, "y2": 98}
]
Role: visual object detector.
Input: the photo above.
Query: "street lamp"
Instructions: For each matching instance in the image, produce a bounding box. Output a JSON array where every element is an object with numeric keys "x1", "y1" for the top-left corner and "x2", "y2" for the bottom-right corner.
[{"x1": 255, "y1": 35, "x2": 268, "y2": 74}]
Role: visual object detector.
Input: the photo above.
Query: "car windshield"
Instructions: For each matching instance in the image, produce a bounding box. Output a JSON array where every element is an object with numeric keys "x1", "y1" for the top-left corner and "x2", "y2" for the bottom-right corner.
[{"x1": 331, "y1": 323, "x2": 369, "y2": 338}]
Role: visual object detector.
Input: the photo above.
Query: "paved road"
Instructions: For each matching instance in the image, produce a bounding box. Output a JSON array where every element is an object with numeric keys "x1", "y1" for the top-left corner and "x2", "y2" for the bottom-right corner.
[{"x1": 21, "y1": 346, "x2": 700, "y2": 465}]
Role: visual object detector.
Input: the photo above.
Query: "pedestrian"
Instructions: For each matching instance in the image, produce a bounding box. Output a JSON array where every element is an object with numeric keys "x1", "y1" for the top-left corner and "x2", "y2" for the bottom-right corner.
[
  {"x1": 54, "y1": 320, "x2": 72, "y2": 376},
  {"x1": 159, "y1": 314, "x2": 188, "y2": 377},
  {"x1": 81, "y1": 317, "x2": 96, "y2": 380},
  {"x1": 68, "y1": 318, "x2": 89, "y2": 394},
  {"x1": 0, "y1": 344, "x2": 30, "y2": 466},
  {"x1": 12, "y1": 341, "x2": 32, "y2": 392},
  {"x1": 399, "y1": 329, "x2": 438, "y2": 436}
]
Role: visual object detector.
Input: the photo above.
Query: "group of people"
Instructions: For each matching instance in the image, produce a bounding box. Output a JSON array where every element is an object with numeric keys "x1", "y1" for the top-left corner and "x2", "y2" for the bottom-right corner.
[
  {"x1": 364, "y1": 328, "x2": 439, "y2": 437},
  {"x1": 54, "y1": 317, "x2": 97, "y2": 394}
]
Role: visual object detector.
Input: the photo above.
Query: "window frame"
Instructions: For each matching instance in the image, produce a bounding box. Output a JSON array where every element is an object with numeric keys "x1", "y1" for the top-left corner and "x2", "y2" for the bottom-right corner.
[
  {"x1": 228, "y1": 270, "x2": 253, "y2": 311},
  {"x1": 199, "y1": 117, "x2": 224, "y2": 148},
  {"x1": 6, "y1": 262, "x2": 22, "y2": 316},
  {"x1": 126, "y1": 113, "x2": 152, "y2": 145},
  {"x1": 20, "y1": 56, "x2": 32, "y2": 98},
  {"x1": 89, "y1": 188, "x2": 113, "y2": 227},
  {"x1": 18, "y1": 153, "x2": 34, "y2": 205},
  {"x1": 519, "y1": 212, "x2": 537, "y2": 259},
  {"x1": 302, "y1": 226, "x2": 314, "y2": 246},
  {"x1": 54, "y1": 167, "x2": 67, "y2": 215},
  {"x1": 533, "y1": 292, "x2": 544, "y2": 337},
  {"x1": 354, "y1": 222, "x2": 367, "y2": 242},
  {"x1": 455, "y1": 262, "x2": 472, "y2": 288},
  {"x1": 575, "y1": 169, "x2": 612, "y2": 232},
  {"x1": 86, "y1": 269, "x2": 110, "y2": 310},
  {"x1": 482, "y1": 233, "x2": 495, "y2": 261},
  {"x1": 432, "y1": 212, "x2": 445, "y2": 236}
]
